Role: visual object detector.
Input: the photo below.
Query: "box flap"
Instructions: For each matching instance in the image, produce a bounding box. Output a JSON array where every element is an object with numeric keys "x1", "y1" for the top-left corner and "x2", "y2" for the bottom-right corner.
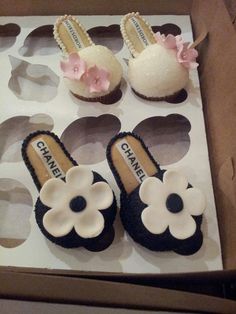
[
  {"x1": 1, "y1": 270, "x2": 236, "y2": 313},
  {"x1": 191, "y1": 0, "x2": 236, "y2": 269},
  {"x1": 1, "y1": 0, "x2": 192, "y2": 16}
]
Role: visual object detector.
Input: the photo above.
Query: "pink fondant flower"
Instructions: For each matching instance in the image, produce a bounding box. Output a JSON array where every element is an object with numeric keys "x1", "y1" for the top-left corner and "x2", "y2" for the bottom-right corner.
[
  {"x1": 155, "y1": 32, "x2": 198, "y2": 69},
  {"x1": 175, "y1": 35, "x2": 184, "y2": 48},
  {"x1": 60, "y1": 52, "x2": 87, "y2": 80},
  {"x1": 82, "y1": 65, "x2": 110, "y2": 93},
  {"x1": 177, "y1": 42, "x2": 199, "y2": 69},
  {"x1": 155, "y1": 32, "x2": 183, "y2": 49}
]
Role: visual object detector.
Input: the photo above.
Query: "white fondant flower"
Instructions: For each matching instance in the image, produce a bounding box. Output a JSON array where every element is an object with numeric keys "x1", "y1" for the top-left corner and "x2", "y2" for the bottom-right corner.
[
  {"x1": 40, "y1": 166, "x2": 113, "y2": 239},
  {"x1": 139, "y1": 170, "x2": 206, "y2": 240}
]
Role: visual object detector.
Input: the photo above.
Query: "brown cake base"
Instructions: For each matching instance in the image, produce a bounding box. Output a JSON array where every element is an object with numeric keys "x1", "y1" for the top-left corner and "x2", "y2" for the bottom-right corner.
[
  {"x1": 72, "y1": 83, "x2": 121, "y2": 104},
  {"x1": 132, "y1": 88, "x2": 187, "y2": 103}
]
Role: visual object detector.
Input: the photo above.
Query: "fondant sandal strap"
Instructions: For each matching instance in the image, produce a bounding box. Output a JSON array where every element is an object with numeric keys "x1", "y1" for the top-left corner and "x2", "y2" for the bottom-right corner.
[
  {"x1": 54, "y1": 15, "x2": 94, "y2": 55},
  {"x1": 189, "y1": 23, "x2": 208, "y2": 49},
  {"x1": 106, "y1": 132, "x2": 160, "y2": 194},
  {"x1": 120, "y1": 12, "x2": 156, "y2": 57},
  {"x1": 21, "y1": 130, "x2": 77, "y2": 190}
]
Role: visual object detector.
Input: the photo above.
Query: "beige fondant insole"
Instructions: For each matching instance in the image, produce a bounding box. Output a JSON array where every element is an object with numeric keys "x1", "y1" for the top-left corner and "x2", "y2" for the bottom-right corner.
[
  {"x1": 56, "y1": 16, "x2": 92, "y2": 54},
  {"x1": 111, "y1": 135, "x2": 158, "y2": 194},
  {"x1": 26, "y1": 134, "x2": 74, "y2": 187},
  {"x1": 122, "y1": 13, "x2": 156, "y2": 56}
]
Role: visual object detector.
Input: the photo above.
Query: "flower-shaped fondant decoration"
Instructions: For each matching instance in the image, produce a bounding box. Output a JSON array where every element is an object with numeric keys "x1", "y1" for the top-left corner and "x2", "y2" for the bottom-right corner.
[
  {"x1": 82, "y1": 65, "x2": 110, "y2": 93},
  {"x1": 140, "y1": 170, "x2": 206, "y2": 240},
  {"x1": 155, "y1": 32, "x2": 198, "y2": 70},
  {"x1": 60, "y1": 52, "x2": 87, "y2": 80},
  {"x1": 155, "y1": 32, "x2": 182, "y2": 49},
  {"x1": 177, "y1": 42, "x2": 199, "y2": 69},
  {"x1": 40, "y1": 166, "x2": 113, "y2": 238}
]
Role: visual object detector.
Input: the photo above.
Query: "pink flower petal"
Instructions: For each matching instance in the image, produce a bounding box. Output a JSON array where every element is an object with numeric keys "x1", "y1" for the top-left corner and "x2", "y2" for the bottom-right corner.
[
  {"x1": 61, "y1": 52, "x2": 87, "y2": 80},
  {"x1": 176, "y1": 42, "x2": 198, "y2": 69},
  {"x1": 69, "y1": 52, "x2": 81, "y2": 64},
  {"x1": 97, "y1": 68, "x2": 110, "y2": 91},
  {"x1": 176, "y1": 44, "x2": 184, "y2": 62},
  {"x1": 100, "y1": 79, "x2": 110, "y2": 92},
  {"x1": 175, "y1": 35, "x2": 184, "y2": 47},
  {"x1": 155, "y1": 32, "x2": 198, "y2": 70},
  {"x1": 83, "y1": 66, "x2": 99, "y2": 92},
  {"x1": 83, "y1": 65, "x2": 110, "y2": 93},
  {"x1": 74, "y1": 58, "x2": 87, "y2": 80},
  {"x1": 164, "y1": 34, "x2": 178, "y2": 49},
  {"x1": 184, "y1": 48, "x2": 198, "y2": 61},
  {"x1": 155, "y1": 32, "x2": 184, "y2": 50},
  {"x1": 154, "y1": 32, "x2": 165, "y2": 43},
  {"x1": 60, "y1": 60, "x2": 70, "y2": 73}
]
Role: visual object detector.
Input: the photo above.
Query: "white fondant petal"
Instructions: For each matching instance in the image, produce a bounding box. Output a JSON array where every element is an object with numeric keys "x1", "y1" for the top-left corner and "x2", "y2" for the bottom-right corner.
[
  {"x1": 66, "y1": 165, "x2": 93, "y2": 190},
  {"x1": 40, "y1": 178, "x2": 66, "y2": 207},
  {"x1": 183, "y1": 187, "x2": 206, "y2": 216},
  {"x1": 43, "y1": 208, "x2": 74, "y2": 237},
  {"x1": 89, "y1": 182, "x2": 113, "y2": 210},
  {"x1": 139, "y1": 177, "x2": 163, "y2": 205},
  {"x1": 74, "y1": 210, "x2": 104, "y2": 238},
  {"x1": 163, "y1": 170, "x2": 188, "y2": 193},
  {"x1": 169, "y1": 212, "x2": 196, "y2": 240},
  {"x1": 141, "y1": 205, "x2": 169, "y2": 234}
]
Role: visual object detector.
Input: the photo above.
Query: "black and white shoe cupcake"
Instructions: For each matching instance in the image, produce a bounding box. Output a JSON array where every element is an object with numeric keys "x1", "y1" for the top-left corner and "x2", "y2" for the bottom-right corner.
[
  {"x1": 22, "y1": 130, "x2": 117, "y2": 251},
  {"x1": 106, "y1": 132, "x2": 206, "y2": 255}
]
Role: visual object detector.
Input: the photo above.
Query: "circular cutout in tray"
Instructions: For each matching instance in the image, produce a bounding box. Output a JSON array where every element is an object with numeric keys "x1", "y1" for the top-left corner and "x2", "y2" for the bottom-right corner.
[
  {"x1": 133, "y1": 114, "x2": 191, "y2": 165},
  {"x1": 0, "y1": 114, "x2": 54, "y2": 163},
  {"x1": 61, "y1": 114, "x2": 121, "y2": 165},
  {"x1": 0, "y1": 23, "x2": 20, "y2": 52},
  {"x1": 8, "y1": 56, "x2": 59, "y2": 102},
  {"x1": 19, "y1": 25, "x2": 60, "y2": 57},
  {"x1": 0, "y1": 178, "x2": 32, "y2": 248}
]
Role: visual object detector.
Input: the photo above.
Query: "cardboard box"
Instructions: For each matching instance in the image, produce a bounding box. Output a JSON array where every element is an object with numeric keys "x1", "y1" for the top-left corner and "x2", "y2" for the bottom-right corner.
[
  {"x1": 0, "y1": 0, "x2": 236, "y2": 312},
  {"x1": 0, "y1": 13, "x2": 222, "y2": 273}
]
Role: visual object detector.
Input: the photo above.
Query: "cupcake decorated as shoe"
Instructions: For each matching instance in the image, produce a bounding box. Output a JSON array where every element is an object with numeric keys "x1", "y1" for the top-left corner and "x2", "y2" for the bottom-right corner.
[
  {"x1": 22, "y1": 130, "x2": 117, "y2": 251},
  {"x1": 120, "y1": 12, "x2": 198, "y2": 101},
  {"x1": 106, "y1": 132, "x2": 206, "y2": 255},
  {"x1": 54, "y1": 15, "x2": 123, "y2": 102}
]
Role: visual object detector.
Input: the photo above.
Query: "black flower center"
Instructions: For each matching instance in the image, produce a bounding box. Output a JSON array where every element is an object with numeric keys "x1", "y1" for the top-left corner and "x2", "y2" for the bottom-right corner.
[
  {"x1": 166, "y1": 193, "x2": 183, "y2": 213},
  {"x1": 69, "y1": 196, "x2": 87, "y2": 213}
]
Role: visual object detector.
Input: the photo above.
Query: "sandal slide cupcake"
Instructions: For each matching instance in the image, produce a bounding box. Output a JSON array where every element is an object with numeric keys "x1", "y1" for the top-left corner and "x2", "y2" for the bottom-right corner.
[
  {"x1": 21, "y1": 130, "x2": 117, "y2": 251},
  {"x1": 120, "y1": 12, "x2": 198, "y2": 101},
  {"x1": 106, "y1": 132, "x2": 206, "y2": 255},
  {"x1": 54, "y1": 15, "x2": 123, "y2": 102}
]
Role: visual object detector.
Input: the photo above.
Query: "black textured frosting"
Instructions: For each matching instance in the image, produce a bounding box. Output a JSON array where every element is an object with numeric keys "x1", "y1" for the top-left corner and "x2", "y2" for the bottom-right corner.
[
  {"x1": 106, "y1": 132, "x2": 203, "y2": 256},
  {"x1": 22, "y1": 130, "x2": 117, "y2": 251}
]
